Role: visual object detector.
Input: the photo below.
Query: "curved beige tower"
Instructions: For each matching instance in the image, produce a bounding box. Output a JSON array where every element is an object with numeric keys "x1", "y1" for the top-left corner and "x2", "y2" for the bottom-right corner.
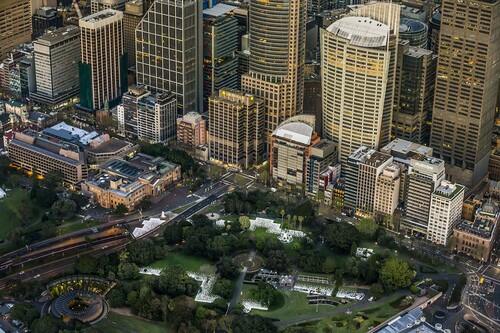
[{"x1": 321, "y1": 2, "x2": 399, "y2": 164}]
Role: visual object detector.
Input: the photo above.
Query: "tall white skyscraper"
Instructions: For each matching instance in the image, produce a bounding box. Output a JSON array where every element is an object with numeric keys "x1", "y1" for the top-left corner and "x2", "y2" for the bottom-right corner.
[{"x1": 321, "y1": 2, "x2": 400, "y2": 164}]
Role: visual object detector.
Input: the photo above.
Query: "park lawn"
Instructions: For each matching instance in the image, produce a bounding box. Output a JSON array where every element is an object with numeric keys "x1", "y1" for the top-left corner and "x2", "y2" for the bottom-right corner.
[
  {"x1": 0, "y1": 188, "x2": 44, "y2": 239},
  {"x1": 287, "y1": 294, "x2": 411, "y2": 332},
  {"x1": 150, "y1": 252, "x2": 214, "y2": 272},
  {"x1": 203, "y1": 204, "x2": 224, "y2": 213},
  {"x1": 251, "y1": 290, "x2": 345, "y2": 321},
  {"x1": 94, "y1": 311, "x2": 174, "y2": 333},
  {"x1": 252, "y1": 227, "x2": 274, "y2": 241},
  {"x1": 226, "y1": 173, "x2": 252, "y2": 187},
  {"x1": 57, "y1": 219, "x2": 101, "y2": 235},
  {"x1": 172, "y1": 202, "x2": 196, "y2": 214}
]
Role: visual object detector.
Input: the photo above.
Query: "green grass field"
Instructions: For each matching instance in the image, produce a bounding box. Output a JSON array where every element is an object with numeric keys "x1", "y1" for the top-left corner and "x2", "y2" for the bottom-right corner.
[
  {"x1": 150, "y1": 252, "x2": 214, "y2": 272},
  {"x1": 94, "y1": 311, "x2": 174, "y2": 333},
  {"x1": 57, "y1": 219, "x2": 101, "y2": 235},
  {"x1": 226, "y1": 173, "x2": 252, "y2": 187},
  {"x1": 248, "y1": 289, "x2": 345, "y2": 321},
  {"x1": 285, "y1": 294, "x2": 411, "y2": 332},
  {"x1": 319, "y1": 296, "x2": 410, "y2": 332},
  {"x1": 172, "y1": 202, "x2": 196, "y2": 214},
  {"x1": 0, "y1": 188, "x2": 44, "y2": 239}
]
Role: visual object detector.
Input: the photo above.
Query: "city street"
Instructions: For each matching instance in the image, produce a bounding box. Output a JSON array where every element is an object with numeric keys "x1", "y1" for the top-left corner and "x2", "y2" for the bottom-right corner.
[{"x1": 0, "y1": 175, "x2": 236, "y2": 286}]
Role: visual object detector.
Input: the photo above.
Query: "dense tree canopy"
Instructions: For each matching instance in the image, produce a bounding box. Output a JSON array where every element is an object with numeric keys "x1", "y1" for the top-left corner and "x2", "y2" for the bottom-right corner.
[
  {"x1": 249, "y1": 282, "x2": 280, "y2": 307},
  {"x1": 324, "y1": 222, "x2": 360, "y2": 254},
  {"x1": 356, "y1": 218, "x2": 379, "y2": 240},
  {"x1": 51, "y1": 199, "x2": 77, "y2": 220},
  {"x1": 140, "y1": 143, "x2": 197, "y2": 173},
  {"x1": 10, "y1": 302, "x2": 40, "y2": 327},
  {"x1": 114, "y1": 203, "x2": 128, "y2": 216},
  {"x1": 232, "y1": 314, "x2": 277, "y2": 333},
  {"x1": 157, "y1": 265, "x2": 198, "y2": 297},
  {"x1": 379, "y1": 258, "x2": 415, "y2": 292}
]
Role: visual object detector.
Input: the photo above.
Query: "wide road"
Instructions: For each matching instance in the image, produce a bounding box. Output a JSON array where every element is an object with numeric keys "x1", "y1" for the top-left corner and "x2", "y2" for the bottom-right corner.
[
  {"x1": 0, "y1": 238, "x2": 130, "y2": 289},
  {"x1": 0, "y1": 178, "x2": 234, "y2": 285}
]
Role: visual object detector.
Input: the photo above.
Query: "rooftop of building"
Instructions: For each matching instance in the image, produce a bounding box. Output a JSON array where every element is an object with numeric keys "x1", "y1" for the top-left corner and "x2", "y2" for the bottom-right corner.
[
  {"x1": 363, "y1": 151, "x2": 392, "y2": 167},
  {"x1": 128, "y1": 153, "x2": 179, "y2": 175},
  {"x1": 348, "y1": 146, "x2": 376, "y2": 162},
  {"x1": 419, "y1": 157, "x2": 444, "y2": 166},
  {"x1": 125, "y1": 85, "x2": 149, "y2": 97},
  {"x1": 28, "y1": 111, "x2": 52, "y2": 123},
  {"x1": 273, "y1": 121, "x2": 314, "y2": 146},
  {"x1": 11, "y1": 130, "x2": 84, "y2": 163},
  {"x1": 102, "y1": 159, "x2": 143, "y2": 178},
  {"x1": 4, "y1": 100, "x2": 26, "y2": 108},
  {"x1": 433, "y1": 180, "x2": 464, "y2": 200},
  {"x1": 203, "y1": 3, "x2": 237, "y2": 17},
  {"x1": 80, "y1": 9, "x2": 121, "y2": 24},
  {"x1": 43, "y1": 122, "x2": 99, "y2": 147},
  {"x1": 375, "y1": 307, "x2": 441, "y2": 333},
  {"x1": 399, "y1": 18, "x2": 427, "y2": 34},
  {"x1": 86, "y1": 138, "x2": 134, "y2": 154},
  {"x1": 35, "y1": 25, "x2": 80, "y2": 45},
  {"x1": 34, "y1": 7, "x2": 58, "y2": 16},
  {"x1": 401, "y1": 5, "x2": 425, "y2": 15},
  {"x1": 138, "y1": 92, "x2": 176, "y2": 106},
  {"x1": 326, "y1": 16, "x2": 389, "y2": 48},
  {"x1": 91, "y1": 154, "x2": 179, "y2": 190},
  {"x1": 406, "y1": 46, "x2": 434, "y2": 58},
  {"x1": 478, "y1": 200, "x2": 499, "y2": 217},
  {"x1": 178, "y1": 112, "x2": 204, "y2": 124},
  {"x1": 429, "y1": 7, "x2": 441, "y2": 24},
  {"x1": 381, "y1": 139, "x2": 433, "y2": 157},
  {"x1": 456, "y1": 217, "x2": 496, "y2": 239}
]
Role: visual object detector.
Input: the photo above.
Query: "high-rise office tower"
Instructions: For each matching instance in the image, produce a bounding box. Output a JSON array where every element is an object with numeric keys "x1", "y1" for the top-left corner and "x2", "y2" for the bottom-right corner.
[
  {"x1": 202, "y1": 4, "x2": 239, "y2": 109},
  {"x1": 117, "y1": 85, "x2": 150, "y2": 138},
  {"x1": 136, "y1": 0, "x2": 202, "y2": 115},
  {"x1": 374, "y1": 163, "x2": 401, "y2": 221},
  {"x1": 241, "y1": 0, "x2": 306, "y2": 144},
  {"x1": 137, "y1": 92, "x2": 177, "y2": 144},
  {"x1": 208, "y1": 88, "x2": 264, "y2": 169},
  {"x1": 357, "y1": 152, "x2": 393, "y2": 215},
  {"x1": 91, "y1": 0, "x2": 128, "y2": 13},
  {"x1": 176, "y1": 112, "x2": 207, "y2": 147},
  {"x1": 427, "y1": 180, "x2": 464, "y2": 246},
  {"x1": 31, "y1": 26, "x2": 81, "y2": 105},
  {"x1": 344, "y1": 146, "x2": 376, "y2": 211},
  {"x1": 427, "y1": 7, "x2": 441, "y2": 54},
  {"x1": 404, "y1": 157, "x2": 445, "y2": 235},
  {"x1": 429, "y1": 0, "x2": 500, "y2": 187},
  {"x1": 399, "y1": 18, "x2": 428, "y2": 48},
  {"x1": 0, "y1": 0, "x2": 32, "y2": 61},
  {"x1": 32, "y1": 7, "x2": 63, "y2": 38},
  {"x1": 321, "y1": 2, "x2": 400, "y2": 164},
  {"x1": 307, "y1": 0, "x2": 329, "y2": 15},
  {"x1": 393, "y1": 42, "x2": 437, "y2": 145},
  {"x1": 123, "y1": 0, "x2": 144, "y2": 68},
  {"x1": 79, "y1": 9, "x2": 127, "y2": 111}
]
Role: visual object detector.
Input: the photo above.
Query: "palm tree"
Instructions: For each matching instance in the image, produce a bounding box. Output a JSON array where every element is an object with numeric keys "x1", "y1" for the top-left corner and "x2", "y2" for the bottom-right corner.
[
  {"x1": 298, "y1": 216, "x2": 304, "y2": 231},
  {"x1": 280, "y1": 209, "x2": 285, "y2": 225}
]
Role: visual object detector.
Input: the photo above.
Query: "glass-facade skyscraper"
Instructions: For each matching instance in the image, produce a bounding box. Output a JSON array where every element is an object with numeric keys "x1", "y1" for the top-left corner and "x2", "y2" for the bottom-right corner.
[{"x1": 135, "y1": 0, "x2": 202, "y2": 115}]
